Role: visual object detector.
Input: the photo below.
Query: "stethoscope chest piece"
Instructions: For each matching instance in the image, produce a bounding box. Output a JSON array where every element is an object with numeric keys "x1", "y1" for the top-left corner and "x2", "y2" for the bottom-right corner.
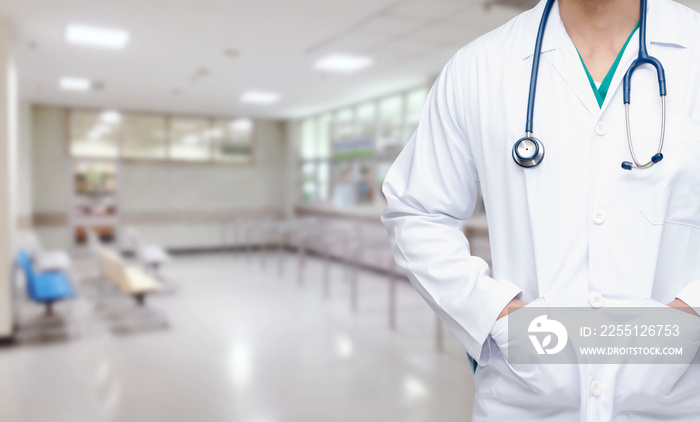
[{"x1": 512, "y1": 135, "x2": 545, "y2": 168}]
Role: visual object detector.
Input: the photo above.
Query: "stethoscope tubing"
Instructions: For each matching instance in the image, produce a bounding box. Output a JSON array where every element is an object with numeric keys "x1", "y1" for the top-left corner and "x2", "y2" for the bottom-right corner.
[
  {"x1": 525, "y1": 0, "x2": 556, "y2": 135},
  {"x1": 516, "y1": 0, "x2": 667, "y2": 171}
]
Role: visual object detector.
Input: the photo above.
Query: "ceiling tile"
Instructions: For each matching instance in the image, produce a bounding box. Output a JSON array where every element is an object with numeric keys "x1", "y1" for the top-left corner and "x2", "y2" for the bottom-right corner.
[
  {"x1": 410, "y1": 23, "x2": 472, "y2": 44},
  {"x1": 313, "y1": 34, "x2": 378, "y2": 56},
  {"x1": 449, "y1": 4, "x2": 522, "y2": 30},
  {"x1": 387, "y1": 0, "x2": 470, "y2": 21},
  {"x1": 369, "y1": 37, "x2": 436, "y2": 62},
  {"x1": 354, "y1": 15, "x2": 425, "y2": 38}
]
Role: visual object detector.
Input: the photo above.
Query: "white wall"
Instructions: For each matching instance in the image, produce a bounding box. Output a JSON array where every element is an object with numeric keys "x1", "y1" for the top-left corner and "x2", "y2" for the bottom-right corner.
[
  {"x1": 30, "y1": 104, "x2": 286, "y2": 251},
  {"x1": 17, "y1": 101, "x2": 32, "y2": 223},
  {"x1": 31, "y1": 106, "x2": 71, "y2": 249},
  {"x1": 282, "y1": 120, "x2": 300, "y2": 219},
  {"x1": 120, "y1": 120, "x2": 286, "y2": 249},
  {"x1": 0, "y1": 18, "x2": 17, "y2": 338}
]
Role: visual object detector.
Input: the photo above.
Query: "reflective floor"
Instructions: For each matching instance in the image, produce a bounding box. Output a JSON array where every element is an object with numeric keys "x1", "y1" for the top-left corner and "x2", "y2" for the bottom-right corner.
[{"x1": 0, "y1": 252, "x2": 475, "y2": 422}]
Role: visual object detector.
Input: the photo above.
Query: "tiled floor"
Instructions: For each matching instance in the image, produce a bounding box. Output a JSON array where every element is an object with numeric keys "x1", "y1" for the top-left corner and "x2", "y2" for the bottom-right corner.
[{"x1": 0, "y1": 251, "x2": 475, "y2": 422}]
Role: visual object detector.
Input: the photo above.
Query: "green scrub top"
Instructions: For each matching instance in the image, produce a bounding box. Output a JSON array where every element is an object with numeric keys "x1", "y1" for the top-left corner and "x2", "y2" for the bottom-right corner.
[{"x1": 577, "y1": 22, "x2": 640, "y2": 108}]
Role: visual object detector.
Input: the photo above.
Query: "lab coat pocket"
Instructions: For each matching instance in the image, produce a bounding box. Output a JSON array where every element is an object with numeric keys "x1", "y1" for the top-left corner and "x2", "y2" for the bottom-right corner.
[
  {"x1": 491, "y1": 297, "x2": 580, "y2": 408},
  {"x1": 638, "y1": 116, "x2": 700, "y2": 229},
  {"x1": 614, "y1": 299, "x2": 700, "y2": 415}
]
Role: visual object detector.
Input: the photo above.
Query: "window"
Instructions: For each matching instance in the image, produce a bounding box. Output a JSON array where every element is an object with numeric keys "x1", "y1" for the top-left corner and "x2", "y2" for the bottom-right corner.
[
  {"x1": 333, "y1": 108, "x2": 372, "y2": 160},
  {"x1": 169, "y1": 117, "x2": 212, "y2": 161},
  {"x1": 377, "y1": 95, "x2": 404, "y2": 153},
  {"x1": 317, "y1": 114, "x2": 331, "y2": 159},
  {"x1": 356, "y1": 102, "x2": 377, "y2": 142},
  {"x1": 317, "y1": 161, "x2": 330, "y2": 203},
  {"x1": 300, "y1": 118, "x2": 317, "y2": 160},
  {"x1": 68, "y1": 109, "x2": 252, "y2": 165},
  {"x1": 121, "y1": 113, "x2": 168, "y2": 159},
  {"x1": 301, "y1": 162, "x2": 317, "y2": 203},
  {"x1": 212, "y1": 118, "x2": 253, "y2": 163},
  {"x1": 404, "y1": 88, "x2": 429, "y2": 141},
  {"x1": 297, "y1": 86, "x2": 444, "y2": 210},
  {"x1": 70, "y1": 110, "x2": 120, "y2": 158}
]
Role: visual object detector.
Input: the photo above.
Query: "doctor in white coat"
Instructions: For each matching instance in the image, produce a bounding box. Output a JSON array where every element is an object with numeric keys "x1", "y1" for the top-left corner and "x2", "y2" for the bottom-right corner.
[{"x1": 381, "y1": 0, "x2": 700, "y2": 420}]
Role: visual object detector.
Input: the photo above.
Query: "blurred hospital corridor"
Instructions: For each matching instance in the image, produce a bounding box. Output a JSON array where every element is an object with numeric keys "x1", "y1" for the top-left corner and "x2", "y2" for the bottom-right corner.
[
  {"x1": 2, "y1": 0, "x2": 700, "y2": 421},
  {"x1": 2, "y1": 251, "x2": 474, "y2": 422}
]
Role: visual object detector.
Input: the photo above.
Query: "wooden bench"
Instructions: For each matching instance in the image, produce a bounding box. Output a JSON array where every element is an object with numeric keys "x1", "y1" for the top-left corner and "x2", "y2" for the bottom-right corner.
[{"x1": 97, "y1": 246, "x2": 163, "y2": 305}]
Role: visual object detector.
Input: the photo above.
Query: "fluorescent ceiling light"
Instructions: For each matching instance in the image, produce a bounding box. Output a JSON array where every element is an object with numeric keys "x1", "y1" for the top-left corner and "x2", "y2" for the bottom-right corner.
[
  {"x1": 60, "y1": 77, "x2": 91, "y2": 91},
  {"x1": 314, "y1": 54, "x2": 373, "y2": 73},
  {"x1": 241, "y1": 91, "x2": 280, "y2": 105},
  {"x1": 66, "y1": 24, "x2": 130, "y2": 49}
]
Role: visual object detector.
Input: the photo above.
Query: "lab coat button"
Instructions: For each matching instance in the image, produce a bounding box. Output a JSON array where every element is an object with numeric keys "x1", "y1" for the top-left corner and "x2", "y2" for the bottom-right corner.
[
  {"x1": 589, "y1": 292, "x2": 604, "y2": 308},
  {"x1": 591, "y1": 380, "x2": 602, "y2": 397},
  {"x1": 592, "y1": 209, "x2": 607, "y2": 224},
  {"x1": 595, "y1": 121, "x2": 607, "y2": 136}
]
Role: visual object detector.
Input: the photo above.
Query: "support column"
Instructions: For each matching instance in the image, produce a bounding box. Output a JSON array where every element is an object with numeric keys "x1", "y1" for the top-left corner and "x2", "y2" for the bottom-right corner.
[{"x1": 0, "y1": 18, "x2": 18, "y2": 339}]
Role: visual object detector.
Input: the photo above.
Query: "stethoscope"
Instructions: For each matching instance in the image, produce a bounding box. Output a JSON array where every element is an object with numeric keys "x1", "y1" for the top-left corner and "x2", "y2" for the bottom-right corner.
[{"x1": 512, "y1": 0, "x2": 667, "y2": 170}]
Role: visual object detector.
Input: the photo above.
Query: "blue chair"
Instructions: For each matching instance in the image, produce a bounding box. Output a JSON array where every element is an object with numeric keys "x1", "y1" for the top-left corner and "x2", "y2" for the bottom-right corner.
[{"x1": 16, "y1": 249, "x2": 76, "y2": 315}]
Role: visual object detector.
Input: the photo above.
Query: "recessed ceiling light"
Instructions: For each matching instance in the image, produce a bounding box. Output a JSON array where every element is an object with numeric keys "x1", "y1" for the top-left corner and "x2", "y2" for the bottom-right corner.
[
  {"x1": 241, "y1": 91, "x2": 280, "y2": 105},
  {"x1": 59, "y1": 77, "x2": 91, "y2": 91},
  {"x1": 313, "y1": 53, "x2": 373, "y2": 73},
  {"x1": 66, "y1": 24, "x2": 130, "y2": 49}
]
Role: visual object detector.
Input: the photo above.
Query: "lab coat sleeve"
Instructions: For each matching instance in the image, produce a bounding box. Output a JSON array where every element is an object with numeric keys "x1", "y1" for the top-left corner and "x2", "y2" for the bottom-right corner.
[
  {"x1": 675, "y1": 281, "x2": 700, "y2": 316},
  {"x1": 381, "y1": 52, "x2": 522, "y2": 363}
]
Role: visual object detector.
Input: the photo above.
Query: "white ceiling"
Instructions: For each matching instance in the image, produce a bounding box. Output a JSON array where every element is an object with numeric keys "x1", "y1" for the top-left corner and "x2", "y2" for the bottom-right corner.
[{"x1": 10, "y1": 0, "x2": 697, "y2": 119}]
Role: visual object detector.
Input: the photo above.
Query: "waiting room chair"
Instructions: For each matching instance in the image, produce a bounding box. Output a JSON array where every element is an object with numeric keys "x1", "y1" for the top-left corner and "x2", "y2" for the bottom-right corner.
[
  {"x1": 124, "y1": 227, "x2": 171, "y2": 274},
  {"x1": 22, "y1": 231, "x2": 72, "y2": 273},
  {"x1": 16, "y1": 249, "x2": 76, "y2": 316}
]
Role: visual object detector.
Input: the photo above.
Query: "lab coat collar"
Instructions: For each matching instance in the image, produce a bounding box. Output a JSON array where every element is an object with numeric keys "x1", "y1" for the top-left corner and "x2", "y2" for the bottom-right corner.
[
  {"x1": 519, "y1": 0, "x2": 559, "y2": 60},
  {"x1": 520, "y1": 0, "x2": 686, "y2": 61},
  {"x1": 646, "y1": 0, "x2": 687, "y2": 48}
]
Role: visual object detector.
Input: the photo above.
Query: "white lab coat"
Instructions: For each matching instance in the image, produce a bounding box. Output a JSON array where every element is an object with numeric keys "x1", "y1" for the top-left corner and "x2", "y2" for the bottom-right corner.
[{"x1": 381, "y1": 0, "x2": 700, "y2": 420}]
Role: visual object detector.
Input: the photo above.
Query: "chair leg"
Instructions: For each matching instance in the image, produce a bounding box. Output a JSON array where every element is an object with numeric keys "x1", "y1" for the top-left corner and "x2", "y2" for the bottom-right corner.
[
  {"x1": 135, "y1": 294, "x2": 145, "y2": 306},
  {"x1": 44, "y1": 301, "x2": 54, "y2": 317}
]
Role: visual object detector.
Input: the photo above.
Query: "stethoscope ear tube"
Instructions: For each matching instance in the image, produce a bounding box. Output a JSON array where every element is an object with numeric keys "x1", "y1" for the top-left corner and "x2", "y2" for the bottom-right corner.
[{"x1": 621, "y1": 95, "x2": 666, "y2": 170}]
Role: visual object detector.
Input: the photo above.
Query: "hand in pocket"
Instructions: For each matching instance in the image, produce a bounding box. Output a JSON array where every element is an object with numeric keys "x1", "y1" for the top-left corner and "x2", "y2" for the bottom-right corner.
[
  {"x1": 491, "y1": 297, "x2": 580, "y2": 407},
  {"x1": 614, "y1": 299, "x2": 700, "y2": 414}
]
